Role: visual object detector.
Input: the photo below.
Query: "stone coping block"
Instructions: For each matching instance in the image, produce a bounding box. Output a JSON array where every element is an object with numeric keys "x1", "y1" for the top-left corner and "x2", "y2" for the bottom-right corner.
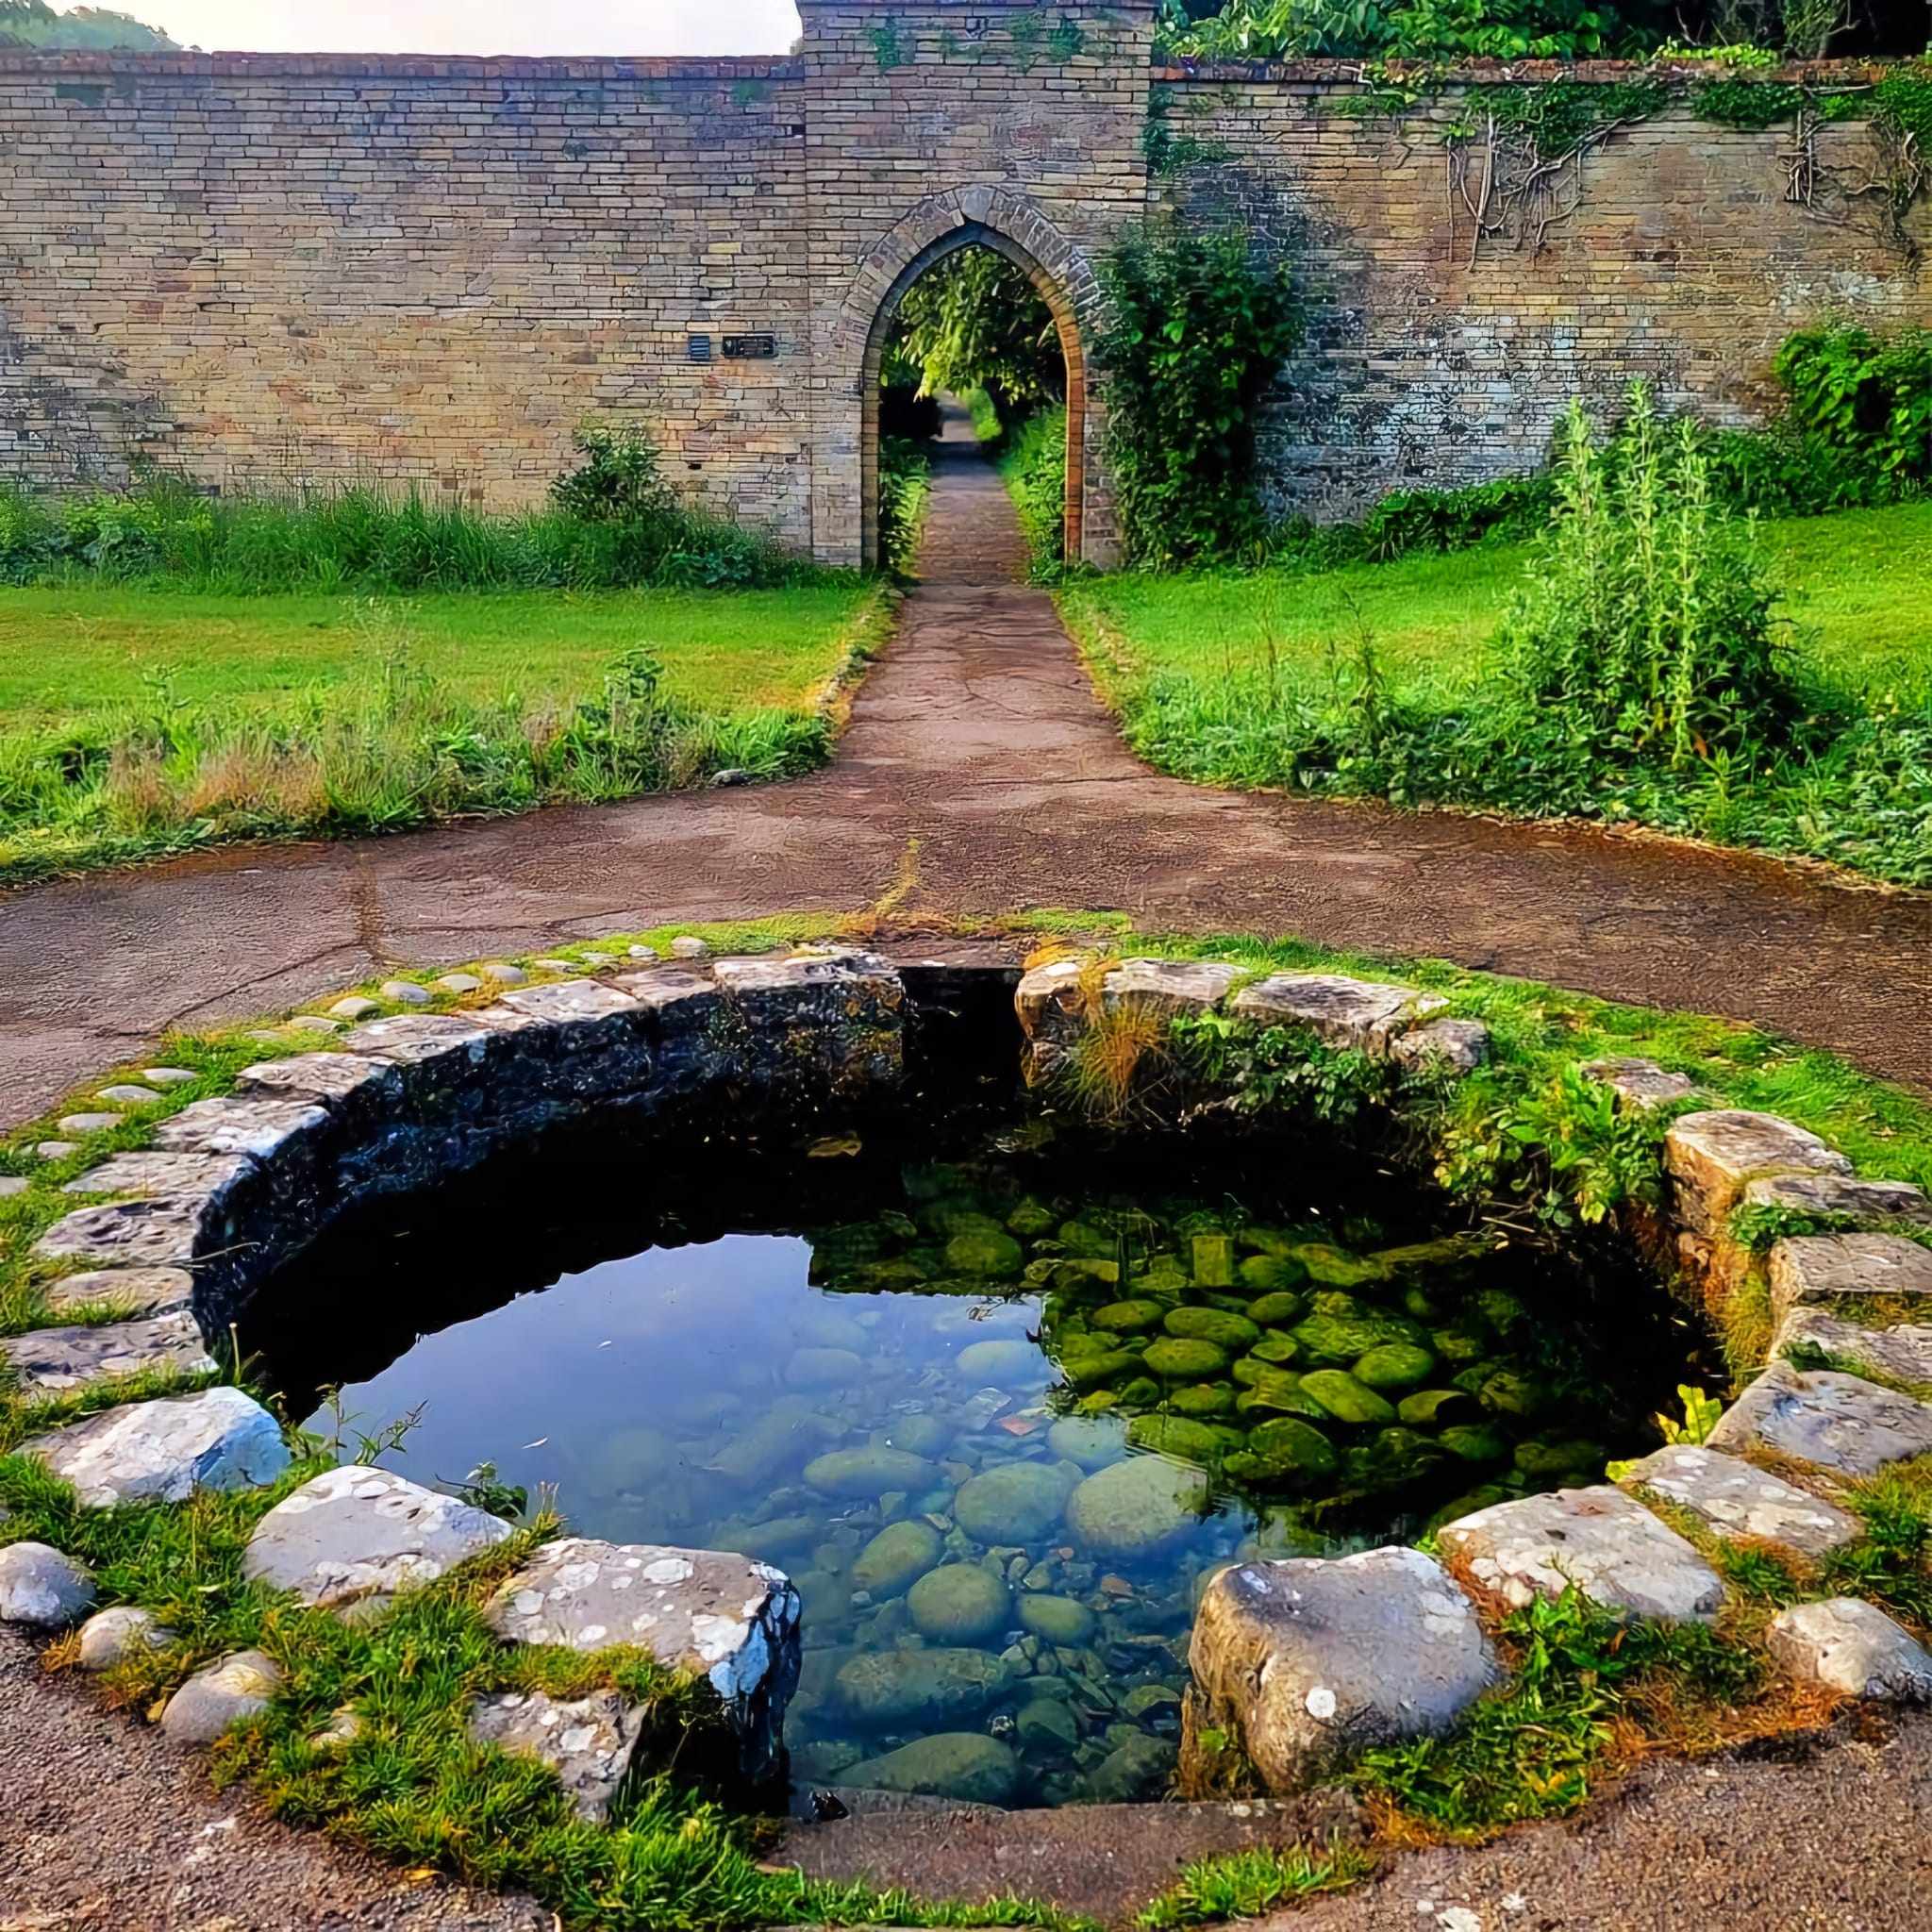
[
  {"x1": 468, "y1": 1688, "x2": 645, "y2": 1824},
  {"x1": 243, "y1": 1466, "x2": 517, "y2": 1615},
  {"x1": 1582, "y1": 1057, "x2": 1698, "y2": 1110},
  {"x1": 1776, "y1": 1307, "x2": 1932, "y2": 1394},
  {"x1": 19, "y1": 1386, "x2": 291, "y2": 1507},
  {"x1": 1767, "y1": 1598, "x2": 1932, "y2": 1704},
  {"x1": 1617, "y1": 1444, "x2": 1859, "y2": 1557},
  {"x1": 38, "y1": 1267, "x2": 195, "y2": 1320},
  {"x1": 484, "y1": 1537, "x2": 802, "y2": 1780},
  {"x1": 1099, "y1": 958, "x2": 1243, "y2": 1022},
  {"x1": 1391, "y1": 1017, "x2": 1490, "y2": 1075},
  {"x1": 233, "y1": 1052, "x2": 403, "y2": 1107},
  {"x1": 1743, "y1": 1172, "x2": 1932, "y2": 1228},
  {"x1": 1705, "y1": 1363, "x2": 1932, "y2": 1479},
  {"x1": 1185, "y1": 1547, "x2": 1498, "y2": 1794},
  {"x1": 34, "y1": 1197, "x2": 216, "y2": 1274},
  {"x1": 1229, "y1": 974, "x2": 1446, "y2": 1056},
  {"x1": 152, "y1": 1095, "x2": 330, "y2": 1160},
  {"x1": 162, "y1": 1649, "x2": 282, "y2": 1745},
  {"x1": 1769, "y1": 1234, "x2": 1932, "y2": 1326},
  {"x1": 1014, "y1": 957, "x2": 1091, "y2": 1048},
  {"x1": 0, "y1": 1308, "x2": 215, "y2": 1395},
  {"x1": 58, "y1": 1149, "x2": 258, "y2": 1203},
  {"x1": 1436, "y1": 1486, "x2": 1724, "y2": 1624},
  {"x1": 1664, "y1": 1111, "x2": 1853, "y2": 1236}
]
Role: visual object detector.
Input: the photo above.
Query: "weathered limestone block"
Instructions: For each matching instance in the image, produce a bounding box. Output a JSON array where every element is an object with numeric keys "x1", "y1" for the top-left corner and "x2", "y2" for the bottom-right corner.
[
  {"x1": 1767, "y1": 1598, "x2": 1932, "y2": 1703},
  {"x1": 0, "y1": 1309, "x2": 215, "y2": 1395},
  {"x1": 152, "y1": 1095, "x2": 330, "y2": 1160},
  {"x1": 1743, "y1": 1171, "x2": 1932, "y2": 1228},
  {"x1": 59, "y1": 1149, "x2": 258, "y2": 1203},
  {"x1": 468, "y1": 1688, "x2": 646, "y2": 1823},
  {"x1": 39, "y1": 1266, "x2": 195, "y2": 1319},
  {"x1": 20, "y1": 1387, "x2": 290, "y2": 1507},
  {"x1": 1616, "y1": 1444, "x2": 1859, "y2": 1557},
  {"x1": 1229, "y1": 974, "x2": 1446, "y2": 1056},
  {"x1": 1391, "y1": 1017, "x2": 1491, "y2": 1075},
  {"x1": 1184, "y1": 1548, "x2": 1497, "y2": 1794},
  {"x1": 162, "y1": 1649, "x2": 282, "y2": 1745},
  {"x1": 1581, "y1": 1058, "x2": 1698, "y2": 1110},
  {"x1": 234, "y1": 1052, "x2": 403, "y2": 1112},
  {"x1": 1014, "y1": 957, "x2": 1091, "y2": 1049},
  {"x1": 1776, "y1": 1307, "x2": 1932, "y2": 1393},
  {"x1": 0, "y1": 1541, "x2": 96, "y2": 1627},
  {"x1": 1663, "y1": 1111, "x2": 1852, "y2": 1236},
  {"x1": 476, "y1": 980, "x2": 655, "y2": 1098},
  {"x1": 243, "y1": 1466, "x2": 516, "y2": 1615},
  {"x1": 76, "y1": 1604, "x2": 175, "y2": 1670},
  {"x1": 1706, "y1": 1364, "x2": 1932, "y2": 1478},
  {"x1": 36, "y1": 1198, "x2": 214, "y2": 1273},
  {"x1": 1436, "y1": 1486, "x2": 1724, "y2": 1624},
  {"x1": 1768, "y1": 1234, "x2": 1932, "y2": 1325},
  {"x1": 485, "y1": 1538, "x2": 802, "y2": 1780},
  {"x1": 712, "y1": 949, "x2": 905, "y2": 1093},
  {"x1": 338, "y1": 1012, "x2": 494, "y2": 1068},
  {"x1": 1098, "y1": 958, "x2": 1241, "y2": 1022}
]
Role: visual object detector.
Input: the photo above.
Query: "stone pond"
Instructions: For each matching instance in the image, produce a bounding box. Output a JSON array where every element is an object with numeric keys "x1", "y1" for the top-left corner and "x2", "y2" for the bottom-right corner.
[{"x1": 239, "y1": 1100, "x2": 1699, "y2": 1810}]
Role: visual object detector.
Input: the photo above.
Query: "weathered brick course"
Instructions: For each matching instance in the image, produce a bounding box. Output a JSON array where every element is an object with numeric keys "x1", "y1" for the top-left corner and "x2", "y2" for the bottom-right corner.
[{"x1": 0, "y1": 12, "x2": 1924, "y2": 564}]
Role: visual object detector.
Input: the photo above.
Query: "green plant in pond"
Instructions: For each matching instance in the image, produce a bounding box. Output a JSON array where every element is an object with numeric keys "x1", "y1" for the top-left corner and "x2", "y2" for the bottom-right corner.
[{"x1": 1135, "y1": 1838, "x2": 1374, "y2": 1926}]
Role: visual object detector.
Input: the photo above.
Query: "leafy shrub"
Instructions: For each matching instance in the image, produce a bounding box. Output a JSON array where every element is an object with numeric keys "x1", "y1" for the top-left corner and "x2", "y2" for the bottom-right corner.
[
  {"x1": 1158, "y1": 0, "x2": 1653, "y2": 62},
  {"x1": 1096, "y1": 221, "x2": 1301, "y2": 568},
  {"x1": 1775, "y1": 325, "x2": 1932, "y2": 496},
  {"x1": 877, "y1": 436, "x2": 932, "y2": 575},
  {"x1": 890, "y1": 245, "x2": 1065, "y2": 418},
  {"x1": 999, "y1": 404, "x2": 1069, "y2": 572}
]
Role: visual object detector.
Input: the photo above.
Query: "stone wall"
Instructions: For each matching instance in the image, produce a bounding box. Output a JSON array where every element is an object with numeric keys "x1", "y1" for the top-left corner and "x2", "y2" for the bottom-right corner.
[{"x1": 0, "y1": 16, "x2": 1926, "y2": 561}]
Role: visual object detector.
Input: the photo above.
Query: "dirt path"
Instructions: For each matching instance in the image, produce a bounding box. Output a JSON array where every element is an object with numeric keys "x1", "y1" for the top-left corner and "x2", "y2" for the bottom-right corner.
[{"x1": 5, "y1": 404, "x2": 1931, "y2": 1122}]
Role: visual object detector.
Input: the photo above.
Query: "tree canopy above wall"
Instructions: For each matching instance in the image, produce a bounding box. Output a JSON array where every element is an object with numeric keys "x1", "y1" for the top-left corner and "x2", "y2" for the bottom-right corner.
[{"x1": 0, "y1": 0, "x2": 175, "y2": 50}]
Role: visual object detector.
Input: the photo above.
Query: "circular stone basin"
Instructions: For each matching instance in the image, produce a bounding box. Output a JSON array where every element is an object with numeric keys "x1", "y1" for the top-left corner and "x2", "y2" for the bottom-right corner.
[{"x1": 243, "y1": 1120, "x2": 1705, "y2": 1809}]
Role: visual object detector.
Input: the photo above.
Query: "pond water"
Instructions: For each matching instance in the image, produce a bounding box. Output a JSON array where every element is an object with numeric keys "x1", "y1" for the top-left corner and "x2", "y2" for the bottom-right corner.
[{"x1": 247, "y1": 1125, "x2": 1701, "y2": 1809}]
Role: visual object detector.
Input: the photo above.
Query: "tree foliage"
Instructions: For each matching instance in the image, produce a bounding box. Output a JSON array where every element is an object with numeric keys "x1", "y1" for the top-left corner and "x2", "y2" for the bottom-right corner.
[
  {"x1": 0, "y1": 0, "x2": 175, "y2": 48},
  {"x1": 1094, "y1": 220, "x2": 1301, "y2": 567},
  {"x1": 888, "y1": 247, "x2": 1064, "y2": 421}
]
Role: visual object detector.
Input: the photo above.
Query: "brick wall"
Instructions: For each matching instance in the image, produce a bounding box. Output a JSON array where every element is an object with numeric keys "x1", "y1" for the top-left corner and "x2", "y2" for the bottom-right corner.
[{"x1": 0, "y1": 24, "x2": 1926, "y2": 564}]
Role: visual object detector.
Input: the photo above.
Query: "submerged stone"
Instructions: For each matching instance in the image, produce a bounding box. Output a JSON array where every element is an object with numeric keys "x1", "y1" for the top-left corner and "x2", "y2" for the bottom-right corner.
[
  {"x1": 955, "y1": 1339, "x2": 1041, "y2": 1387},
  {"x1": 847, "y1": 1732, "x2": 1021, "y2": 1806},
  {"x1": 1044, "y1": 1416, "x2": 1126, "y2": 1470},
  {"x1": 955, "y1": 1461, "x2": 1077, "y2": 1542},
  {"x1": 908, "y1": 1562, "x2": 1012, "y2": 1643},
  {"x1": 1142, "y1": 1338, "x2": 1228, "y2": 1381},
  {"x1": 1169, "y1": 1382, "x2": 1235, "y2": 1417},
  {"x1": 1353, "y1": 1342, "x2": 1437, "y2": 1391},
  {"x1": 803, "y1": 1445, "x2": 937, "y2": 1499},
  {"x1": 1240, "y1": 1257, "x2": 1307, "y2": 1297},
  {"x1": 835, "y1": 1647, "x2": 1015, "y2": 1725},
  {"x1": 851, "y1": 1520, "x2": 943, "y2": 1598},
  {"x1": 1091, "y1": 1299, "x2": 1167, "y2": 1334},
  {"x1": 1016, "y1": 1593, "x2": 1096, "y2": 1645},
  {"x1": 1239, "y1": 1417, "x2": 1339, "y2": 1483},
  {"x1": 945, "y1": 1229, "x2": 1024, "y2": 1278},
  {"x1": 1397, "y1": 1389, "x2": 1472, "y2": 1427},
  {"x1": 1125, "y1": 1414, "x2": 1226, "y2": 1465},
  {"x1": 1298, "y1": 1370, "x2": 1397, "y2": 1426},
  {"x1": 1065, "y1": 1455, "x2": 1210, "y2": 1557},
  {"x1": 1084, "y1": 1732, "x2": 1176, "y2": 1802},
  {"x1": 1163, "y1": 1307, "x2": 1260, "y2": 1350}
]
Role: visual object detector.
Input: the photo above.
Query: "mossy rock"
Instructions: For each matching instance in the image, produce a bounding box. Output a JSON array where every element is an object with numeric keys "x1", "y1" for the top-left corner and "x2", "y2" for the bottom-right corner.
[
  {"x1": 945, "y1": 1228, "x2": 1024, "y2": 1279},
  {"x1": 1191, "y1": 1233, "x2": 1238, "y2": 1288},
  {"x1": 1076, "y1": 1390, "x2": 1121, "y2": 1414},
  {"x1": 848, "y1": 1733, "x2": 1020, "y2": 1806},
  {"x1": 1125, "y1": 1413, "x2": 1226, "y2": 1466},
  {"x1": 956, "y1": 1339, "x2": 1041, "y2": 1387},
  {"x1": 851, "y1": 1520, "x2": 943, "y2": 1598},
  {"x1": 922, "y1": 1202, "x2": 1007, "y2": 1239},
  {"x1": 954, "y1": 1460, "x2": 1078, "y2": 1542},
  {"x1": 1439, "y1": 1423, "x2": 1509, "y2": 1463},
  {"x1": 1061, "y1": 1349, "x2": 1138, "y2": 1391},
  {"x1": 804, "y1": 1445, "x2": 937, "y2": 1498},
  {"x1": 1343, "y1": 1425, "x2": 1445, "y2": 1488},
  {"x1": 1058, "y1": 1220, "x2": 1117, "y2": 1257},
  {"x1": 1118, "y1": 1375, "x2": 1162, "y2": 1407},
  {"x1": 1045, "y1": 1415, "x2": 1126, "y2": 1470},
  {"x1": 1162, "y1": 1307, "x2": 1260, "y2": 1350},
  {"x1": 1299, "y1": 1370, "x2": 1397, "y2": 1426},
  {"x1": 1238, "y1": 1415, "x2": 1339, "y2": 1481},
  {"x1": 1056, "y1": 1257, "x2": 1121, "y2": 1286},
  {"x1": 1474, "y1": 1288, "x2": 1530, "y2": 1339},
  {"x1": 1248, "y1": 1331, "x2": 1301, "y2": 1366},
  {"x1": 1291, "y1": 1242, "x2": 1390, "y2": 1288},
  {"x1": 1016, "y1": 1593, "x2": 1097, "y2": 1644},
  {"x1": 1402, "y1": 1286, "x2": 1444, "y2": 1323},
  {"x1": 1245, "y1": 1291, "x2": 1307, "y2": 1326},
  {"x1": 1479, "y1": 1370, "x2": 1553, "y2": 1419},
  {"x1": 1137, "y1": 1256, "x2": 1191, "y2": 1295},
  {"x1": 1353, "y1": 1341, "x2": 1437, "y2": 1391},
  {"x1": 907, "y1": 1563, "x2": 1013, "y2": 1643},
  {"x1": 1247, "y1": 1503, "x2": 1325, "y2": 1557},
  {"x1": 1231, "y1": 1368, "x2": 1329, "y2": 1422},
  {"x1": 1065, "y1": 1454, "x2": 1210, "y2": 1556},
  {"x1": 1239, "y1": 1225, "x2": 1301, "y2": 1257},
  {"x1": 1291, "y1": 1310, "x2": 1425, "y2": 1369},
  {"x1": 1141, "y1": 1337, "x2": 1228, "y2": 1381},
  {"x1": 1370, "y1": 1235, "x2": 1484, "y2": 1275},
  {"x1": 1430, "y1": 1327, "x2": 1490, "y2": 1364},
  {"x1": 1091, "y1": 1299, "x2": 1167, "y2": 1334},
  {"x1": 1512, "y1": 1437, "x2": 1607, "y2": 1479},
  {"x1": 1396, "y1": 1388, "x2": 1474, "y2": 1428},
  {"x1": 1239, "y1": 1254, "x2": 1308, "y2": 1294},
  {"x1": 1169, "y1": 1382, "x2": 1235, "y2": 1418},
  {"x1": 1007, "y1": 1196, "x2": 1058, "y2": 1239}
]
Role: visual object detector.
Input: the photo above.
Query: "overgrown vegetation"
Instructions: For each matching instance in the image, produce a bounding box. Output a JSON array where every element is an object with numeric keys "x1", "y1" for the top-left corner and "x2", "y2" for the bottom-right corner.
[
  {"x1": 1094, "y1": 220, "x2": 1301, "y2": 567},
  {"x1": 878, "y1": 438, "x2": 933, "y2": 575},
  {"x1": 0, "y1": 424, "x2": 813, "y2": 596},
  {"x1": 0, "y1": 0, "x2": 172, "y2": 48},
  {"x1": 998, "y1": 404, "x2": 1071, "y2": 573},
  {"x1": 1135, "y1": 1839, "x2": 1374, "y2": 1926},
  {"x1": 891, "y1": 248, "x2": 1065, "y2": 424},
  {"x1": 1065, "y1": 387, "x2": 1932, "y2": 889}
]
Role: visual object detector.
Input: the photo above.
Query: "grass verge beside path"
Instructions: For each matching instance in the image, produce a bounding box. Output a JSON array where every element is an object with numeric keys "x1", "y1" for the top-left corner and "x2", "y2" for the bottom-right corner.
[
  {"x1": 1060, "y1": 502, "x2": 1932, "y2": 890},
  {"x1": 0, "y1": 582, "x2": 891, "y2": 887}
]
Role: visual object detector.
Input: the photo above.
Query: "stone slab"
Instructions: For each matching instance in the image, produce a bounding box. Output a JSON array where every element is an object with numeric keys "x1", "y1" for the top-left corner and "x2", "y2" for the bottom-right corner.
[
  {"x1": 1436, "y1": 1485, "x2": 1724, "y2": 1624},
  {"x1": 1664, "y1": 1111, "x2": 1853, "y2": 1236},
  {"x1": 1768, "y1": 1234, "x2": 1932, "y2": 1325},
  {"x1": 1, "y1": 1308, "x2": 215, "y2": 1394},
  {"x1": 468, "y1": 1688, "x2": 646, "y2": 1822},
  {"x1": 1014, "y1": 957, "x2": 1090, "y2": 1047},
  {"x1": 242, "y1": 1465, "x2": 516, "y2": 1614},
  {"x1": 20, "y1": 1386, "x2": 291, "y2": 1507},
  {"x1": 59, "y1": 1150, "x2": 257, "y2": 1202},
  {"x1": 234, "y1": 1053, "x2": 402, "y2": 1108},
  {"x1": 1743, "y1": 1172, "x2": 1932, "y2": 1228},
  {"x1": 1391, "y1": 1017, "x2": 1490, "y2": 1074},
  {"x1": 35, "y1": 1197, "x2": 210, "y2": 1272},
  {"x1": 38, "y1": 1266, "x2": 196, "y2": 1320},
  {"x1": 1705, "y1": 1363, "x2": 1932, "y2": 1479},
  {"x1": 1582, "y1": 1057, "x2": 1699, "y2": 1110},
  {"x1": 338, "y1": 1013, "x2": 494, "y2": 1066},
  {"x1": 1767, "y1": 1598, "x2": 1932, "y2": 1703},
  {"x1": 484, "y1": 1537, "x2": 801, "y2": 1779},
  {"x1": 151, "y1": 1095, "x2": 330, "y2": 1160},
  {"x1": 1617, "y1": 1444, "x2": 1859, "y2": 1558},
  {"x1": 1184, "y1": 1546, "x2": 1497, "y2": 1793},
  {"x1": 1099, "y1": 958, "x2": 1241, "y2": 1022},
  {"x1": 1229, "y1": 974, "x2": 1445, "y2": 1055},
  {"x1": 1776, "y1": 1307, "x2": 1932, "y2": 1393}
]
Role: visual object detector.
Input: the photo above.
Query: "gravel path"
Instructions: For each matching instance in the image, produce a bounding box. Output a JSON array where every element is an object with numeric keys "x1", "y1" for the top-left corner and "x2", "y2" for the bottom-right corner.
[{"x1": 5, "y1": 408, "x2": 1930, "y2": 1124}]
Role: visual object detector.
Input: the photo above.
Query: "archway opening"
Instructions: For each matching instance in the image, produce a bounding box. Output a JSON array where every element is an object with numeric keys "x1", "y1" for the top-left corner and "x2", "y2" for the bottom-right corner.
[{"x1": 859, "y1": 223, "x2": 1086, "y2": 574}]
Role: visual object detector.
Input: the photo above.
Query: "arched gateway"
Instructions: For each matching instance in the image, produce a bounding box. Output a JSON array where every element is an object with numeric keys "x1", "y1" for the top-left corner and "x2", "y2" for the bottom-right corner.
[{"x1": 0, "y1": 1, "x2": 1924, "y2": 565}]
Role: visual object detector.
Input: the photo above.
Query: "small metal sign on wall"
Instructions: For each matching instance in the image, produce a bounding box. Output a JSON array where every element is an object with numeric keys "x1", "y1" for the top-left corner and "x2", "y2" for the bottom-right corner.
[{"x1": 723, "y1": 334, "x2": 777, "y2": 358}]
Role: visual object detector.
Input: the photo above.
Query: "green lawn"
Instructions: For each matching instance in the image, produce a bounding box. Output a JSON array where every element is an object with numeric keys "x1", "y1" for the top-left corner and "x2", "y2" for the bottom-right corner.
[
  {"x1": 1061, "y1": 503, "x2": 1932, "y2": 709},
  {"x1": 0, "y1": 582, "x2": 877, "y2": 732}
]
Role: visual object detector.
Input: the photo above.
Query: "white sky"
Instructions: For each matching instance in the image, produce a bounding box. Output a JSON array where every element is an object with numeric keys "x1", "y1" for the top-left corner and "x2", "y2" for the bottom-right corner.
[{"x1": 134, "y1": 1, "x2": 805, "y2": 58}]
